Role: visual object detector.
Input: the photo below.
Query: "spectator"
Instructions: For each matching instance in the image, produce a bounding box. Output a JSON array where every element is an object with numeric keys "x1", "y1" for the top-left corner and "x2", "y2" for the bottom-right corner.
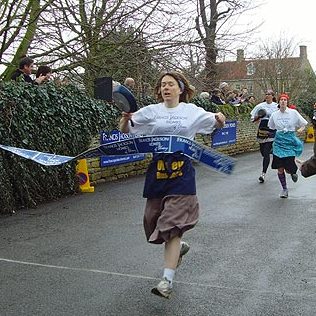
[
  {"x1": 199, "y1": 91, "x2": 210, "y2": 99},
  {"x1": 124, "y1": 77, "x2": 135, "y2": 91},
  {"x1": 210, "y1": 88, "x2": 225, "y2": 105},
  {"x1": 36, "y1": 65, "x2": 52, "y2": 84},
  {"x1": 226, "y1": 89, "x2": 240, "y2": 106},
  {"x1": 11, "y1": 56, "x2": 46, "y2": 85},
  {"x1": 244, "y1": 95, "x2": 256, "y2": 107},
  {"x1": 239, "y1": 87, "x2": 248, "y2": 103},
  {"x1": 219, "y1": 81, "x2": 230, "y2": 102}
]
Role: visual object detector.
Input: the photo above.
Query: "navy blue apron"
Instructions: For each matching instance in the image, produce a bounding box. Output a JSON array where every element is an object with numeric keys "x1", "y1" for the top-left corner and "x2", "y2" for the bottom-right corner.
[
  {"x1": 143, "y1": 152, "x2": 196, "y2": 199},
  {"x1": 257, "y1": 119, "x2": 276, "y2": 140}
]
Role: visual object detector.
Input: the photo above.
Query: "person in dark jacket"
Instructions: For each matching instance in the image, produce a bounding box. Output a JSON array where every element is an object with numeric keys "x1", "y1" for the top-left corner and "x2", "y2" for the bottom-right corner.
[
  {"x1": 11, "y1": 56, "x2": 46, "y2": 84},
  {"x1": 210, "y1": 88, "x2": 225, "y2": 105}
]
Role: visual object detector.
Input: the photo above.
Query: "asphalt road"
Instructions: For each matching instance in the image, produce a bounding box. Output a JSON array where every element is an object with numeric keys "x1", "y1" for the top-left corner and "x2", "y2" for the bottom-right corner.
[{"x1": 0, "y1": 144, "x2": 315, "y2": 316}]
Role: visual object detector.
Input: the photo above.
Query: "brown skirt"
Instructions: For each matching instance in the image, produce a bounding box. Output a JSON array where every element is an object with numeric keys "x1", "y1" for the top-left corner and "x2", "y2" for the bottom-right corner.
[{"x1": 143, "y1": 195, "x2": 199, "y2": 244}]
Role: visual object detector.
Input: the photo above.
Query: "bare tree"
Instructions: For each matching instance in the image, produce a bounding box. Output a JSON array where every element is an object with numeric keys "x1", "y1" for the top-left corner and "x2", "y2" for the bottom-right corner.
[
  {"x1": 1, "y1": 0, "x2": 188, "y2": 87},
  {"x1": 0, "y1": 0, "x2": 56, "y2": 80},
  {"x1": 194, "y1": 0, "x2": 260, "y2": 89},
  {"x1": 253, "y1": 38, "x2": 316, "y2": 99},
  {"x1": 1, "y1": 0, "x2": 261, "y2": 93}
]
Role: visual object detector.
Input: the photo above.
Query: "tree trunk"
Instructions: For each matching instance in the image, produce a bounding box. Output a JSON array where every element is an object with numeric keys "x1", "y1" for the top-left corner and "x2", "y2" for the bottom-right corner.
[{"x1": 2, "y1": 0, "x2": 41, "y2": 81}]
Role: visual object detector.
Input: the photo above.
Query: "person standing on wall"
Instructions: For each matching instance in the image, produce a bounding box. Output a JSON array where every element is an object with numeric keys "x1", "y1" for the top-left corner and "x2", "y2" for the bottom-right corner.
[{"x1": 250, "y1": 90, "x2": 279, "y2": 183}]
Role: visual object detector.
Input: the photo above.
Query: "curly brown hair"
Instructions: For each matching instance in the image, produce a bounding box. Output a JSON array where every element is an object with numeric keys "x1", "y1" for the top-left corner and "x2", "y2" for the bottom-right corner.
[{"x1": 154, "y1": 71, "x2": 195, "y2": 103}]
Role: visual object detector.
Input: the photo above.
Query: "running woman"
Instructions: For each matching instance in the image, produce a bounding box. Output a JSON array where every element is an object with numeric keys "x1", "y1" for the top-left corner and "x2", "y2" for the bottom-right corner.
[
  {"x1": 119, "y1": 71, "x2": 225, "y2": 298},
  {"x1": 250, "y1": 90, "x2": 279, "y2": 183},
  {"x1": 268, "y1": 94, "x2": 307, "y2": 198}
]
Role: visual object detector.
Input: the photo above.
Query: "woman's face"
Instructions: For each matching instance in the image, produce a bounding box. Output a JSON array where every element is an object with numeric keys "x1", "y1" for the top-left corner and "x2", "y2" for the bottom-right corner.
[
  {"x1": 265, "y1": 93, "x2": 273, "y2": 103},
  {"x1": 279, "y1": 97, "x2": 288, "y2": 110},
  {"x1": 160, "y1": 75, "x2": 182, "y2": 103}
]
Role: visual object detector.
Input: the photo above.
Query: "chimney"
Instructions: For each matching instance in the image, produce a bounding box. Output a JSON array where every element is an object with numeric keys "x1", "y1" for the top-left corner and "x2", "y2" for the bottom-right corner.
[
  {"x1": 299, "y1": 45, "x2": 307, "y2": 59},
  {"x1": 237, "y1": 49, "x2": 244, "y2": 62}
]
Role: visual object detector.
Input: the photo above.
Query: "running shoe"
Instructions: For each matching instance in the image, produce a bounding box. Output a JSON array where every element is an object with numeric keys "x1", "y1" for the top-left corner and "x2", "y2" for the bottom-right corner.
[
  {"x1": 151, "y1": 277, "x2": 172, "y2": 299},
  {"x1": 177, "y1": 241, "x2": 190, "y2": 268},
  {"x1": 279, "y1": 189, "x2": 288, "y2": 198},
  {"x1": 291, "y1": 174, "x2": 298, "y2": 183},
  {"x1": 258, "y1": 174, "x2": 265, "y2": 183}
]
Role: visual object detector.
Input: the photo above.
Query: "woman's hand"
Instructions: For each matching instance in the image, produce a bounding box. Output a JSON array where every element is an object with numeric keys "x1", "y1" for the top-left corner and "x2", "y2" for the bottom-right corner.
[
  {"x1": 121, "y1": 112, "x2": 133, "y2": 121},
  {"x1": 119, "y1": 112, "x2": 133, "y2": 133},
  {"x1": 214, "y1": 112, "x2": 226, "y2": 128}
]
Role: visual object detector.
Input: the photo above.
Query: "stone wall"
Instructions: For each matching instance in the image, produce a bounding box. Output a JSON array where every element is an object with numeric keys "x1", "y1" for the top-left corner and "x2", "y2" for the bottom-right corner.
[{"x1": 88, "y1": 118, "x2": 308, "y2": 186}]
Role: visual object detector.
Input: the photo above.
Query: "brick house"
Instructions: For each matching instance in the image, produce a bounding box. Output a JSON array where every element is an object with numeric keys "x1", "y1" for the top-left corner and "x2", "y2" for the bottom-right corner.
[{"x1": 215, "y1": 45, "x2": 315, "y2": 99}]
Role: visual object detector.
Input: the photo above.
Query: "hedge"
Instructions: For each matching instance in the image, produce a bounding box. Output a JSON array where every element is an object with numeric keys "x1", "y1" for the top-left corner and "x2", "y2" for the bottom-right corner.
[{"x1": 0, "y1": 81, "x2": 119, "y2": 214}]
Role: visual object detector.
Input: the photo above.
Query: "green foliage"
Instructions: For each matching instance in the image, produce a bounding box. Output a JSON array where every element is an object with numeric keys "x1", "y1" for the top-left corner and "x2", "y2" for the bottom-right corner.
[
  {"x1": 297, "y1": 98, "x2": 314, "y2": 119},
  {"x1": 191, "y1": 98, "x2": 253, "y2": 119},
  {"x1": 0, "y1": 81, "x2": 120, "y2": 214},
  {"x1": 294, "y1": 69, "x2": 316, "y2": 119},
  {"x1": 137, "y1": 95, "x2": 157, "y2": 107},
  {"x1": 191, "y1": 96, "x2": 217, "y2": 112},
  {"x1": 295, "y1": 78, "x2": 316, "y2": 119}
]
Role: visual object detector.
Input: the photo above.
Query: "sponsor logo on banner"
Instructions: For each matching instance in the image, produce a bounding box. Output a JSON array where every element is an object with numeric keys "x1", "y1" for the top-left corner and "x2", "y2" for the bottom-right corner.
[
  {"x1": 0, "y1": 135, "x2": 235, "y2": 174},
  {"x1": 100, "y1": 130, "x2": 145, "y2": 167},
  {"x1": 212, "y1": 120, "x2": 237, "y2": 148}
]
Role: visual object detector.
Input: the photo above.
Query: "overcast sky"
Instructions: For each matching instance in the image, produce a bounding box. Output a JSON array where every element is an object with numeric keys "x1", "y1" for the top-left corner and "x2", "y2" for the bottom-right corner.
[{"x1": 251, "y1": 0, "x2": 316, "y2": 70}]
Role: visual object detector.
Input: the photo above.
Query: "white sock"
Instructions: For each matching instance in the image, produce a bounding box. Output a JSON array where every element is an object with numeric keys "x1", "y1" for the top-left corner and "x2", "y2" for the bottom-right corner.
[{"x1": 163, "y1": 268, "x2": 175, "y2": 284}]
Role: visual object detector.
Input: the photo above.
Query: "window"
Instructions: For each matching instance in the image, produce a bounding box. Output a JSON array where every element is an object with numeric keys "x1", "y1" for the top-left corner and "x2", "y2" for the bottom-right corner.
[{"x1": 246, "y1": 62, "x2": 255, "y2": 76}]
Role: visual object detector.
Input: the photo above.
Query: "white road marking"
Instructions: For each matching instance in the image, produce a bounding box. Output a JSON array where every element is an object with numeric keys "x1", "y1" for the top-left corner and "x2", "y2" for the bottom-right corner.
[{"x1": 0, "y1": 257, "x2": 315, "y2": 299}]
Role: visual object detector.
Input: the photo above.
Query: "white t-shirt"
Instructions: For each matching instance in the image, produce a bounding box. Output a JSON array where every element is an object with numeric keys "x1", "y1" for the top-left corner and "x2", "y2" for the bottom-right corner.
[
  {"x1": 250, "y1": 101, "x2": 279, "y2": 121},
  {"x1": 129, "y1": 102, "x2": 217, "y2": 140},
  {"x1": 268, "y1": 108, "x2": 308, "y2": 131}
]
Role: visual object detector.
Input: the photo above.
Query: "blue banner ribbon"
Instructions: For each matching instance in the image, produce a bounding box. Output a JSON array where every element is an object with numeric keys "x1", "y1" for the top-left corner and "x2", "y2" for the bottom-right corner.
[{"x1": 0, "y1": 135, "x2": 235, "y2": 174}]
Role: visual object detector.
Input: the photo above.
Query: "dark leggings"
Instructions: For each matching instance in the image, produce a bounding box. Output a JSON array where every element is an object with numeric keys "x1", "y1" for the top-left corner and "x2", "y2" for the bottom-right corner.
[{"x1": 259, "y1": 142, "x2": 273, "y2": 173}]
